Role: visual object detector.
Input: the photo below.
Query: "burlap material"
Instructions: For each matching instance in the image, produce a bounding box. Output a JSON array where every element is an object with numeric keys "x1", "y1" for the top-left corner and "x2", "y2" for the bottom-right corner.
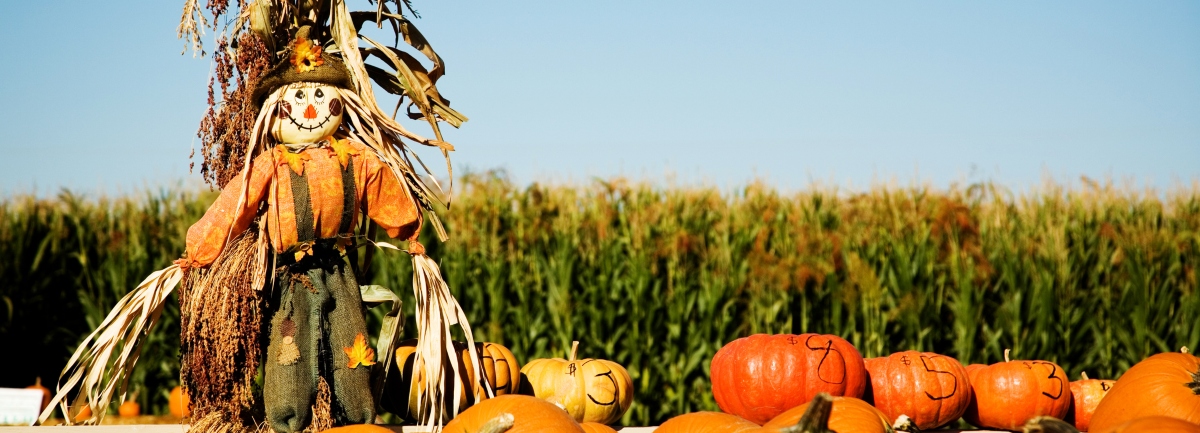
[
  {"x1": 264, "y1": 257, "x2": 374, "y2": 432},
  {"x1": 252, "y1": 26, "x2": 355, "y2": 106}
]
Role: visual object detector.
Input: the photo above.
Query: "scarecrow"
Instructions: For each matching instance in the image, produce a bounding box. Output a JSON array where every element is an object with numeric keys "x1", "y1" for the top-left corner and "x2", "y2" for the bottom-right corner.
[{"x1": 40, "y1": 2, "x2": 484, "y2": 431}]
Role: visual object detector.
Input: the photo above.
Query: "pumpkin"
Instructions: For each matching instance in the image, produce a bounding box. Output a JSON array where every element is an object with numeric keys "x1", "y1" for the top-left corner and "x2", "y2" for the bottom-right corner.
[
  {"x1": 442, "y1": 394, "x2": 585, "y2": 433},
  {"x1": 118, "y1": 400, "x2": 140, "y2": 418},
  {"x1": 26, "y1": 378, "x2": 51, "y2": 413},
  {"x1": 168, "y1": 386, "x2": 190, "y2": 418},
  {"x1": 1091, "y1": 416, "x2": 1200, "y2": 433},
  {"x1": 655, "y1": 411, "x2": 762, "y2": 433},
  {"x1": 963, "y1": 349, "x2": 1072, "y2": 431},
  {"x1": 382, "y1": 339, "x2": 522, "y2": 421},
  {"x1": 710, "y1": 333, "x2": 867, "y2": 425},
  {"x1": 965, "y1": 363, "x2": 987, "y2": 376},
  {"x1": 1066, "y1": 371, "x2": 1115, "y2": 432},
  {"x1": 580, "y1": 422, "x2": 620, "y2": 433},
  {"x1": 520, "y1": 341, "x2": 634, "y2": 424},
  {"x1": 763, "y1": 396, "x2": 892, "y2": 433},
  {"x1": 72, "y1": 404, "x2": 93, "y2": 423},
  {"x1": 864, "y1": 351, "x2": 972, "y2": 429},
  {"x1": 1089, "y1": 348, "x2": 1200, "y2": 431}
]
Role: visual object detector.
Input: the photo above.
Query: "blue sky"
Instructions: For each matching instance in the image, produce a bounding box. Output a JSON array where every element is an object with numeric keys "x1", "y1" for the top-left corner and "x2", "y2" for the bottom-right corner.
[{"x1": 2, "y1": 1, "x2": 1197, "y2": 195}]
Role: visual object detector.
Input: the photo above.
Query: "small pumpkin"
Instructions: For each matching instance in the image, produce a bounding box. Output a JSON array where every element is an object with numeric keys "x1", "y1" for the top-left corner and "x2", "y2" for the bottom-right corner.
[
  {"x1": 964, "y1": 349, "x2": 1072, "y2": 431},
  {"x1": 442, "y1": 394, "x2": 585, "y2": 433},
  {"x1": 580, "y1": 422, "x2": 620, "y2": 433},
  {"x1": 763, "y1": 396, "x2": 892, "y2": 433},
  {"x1": 168, "y1": 386, "x2": 190, "y2": 418},
  {"x1": 1066, "y1": 371, "x2": 1115, "y2": 432},
  {"x1": 655, "y1": 412, "x2": 761, "y2": 433},
  {"x1": 118, "y1": 400, "x2": 140, "y2": 418},
  {"x1": 711, "y1": 333, "x2": 867, "y2": 425},
  {"x1": 520, "y1": 341, "x2": 634, "y2": 425},
  {"x1": 26, "y1": 378, "x2": 51, "y2": 413},
  {"x1": 382, "y1": 339, "x2": 522, "y2": 421},
  {"x1": 1091, "y1": 416, "x2": 1200, "y2": 433},
  {"x1": 1089, "y1": 348, "x2": 1200, "y2": 431},
  {"x1": 72, "y1": 404, "x2": 93, "y2": 423},
  {"x1": 864, "y1": 350, "x2": 972, "y2": 429}
]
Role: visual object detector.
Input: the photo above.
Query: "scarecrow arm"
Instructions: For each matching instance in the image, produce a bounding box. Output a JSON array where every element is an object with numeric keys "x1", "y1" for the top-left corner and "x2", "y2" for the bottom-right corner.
[
  {"x1": 359, "y1": 148, "x2": 421, "y2": 242},
  {"x1": 181, "y1": 152, "x2": 275, "y2": 268}
]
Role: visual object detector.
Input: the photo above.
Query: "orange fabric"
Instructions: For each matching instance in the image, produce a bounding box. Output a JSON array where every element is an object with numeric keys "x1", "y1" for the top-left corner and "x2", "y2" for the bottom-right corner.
[{"x1": 183, "y1": 139, "x2": 421, "y2": 268}]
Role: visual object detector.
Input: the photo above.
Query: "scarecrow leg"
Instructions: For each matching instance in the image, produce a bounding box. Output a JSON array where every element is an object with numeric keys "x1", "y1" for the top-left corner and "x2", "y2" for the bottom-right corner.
[
  {"x1": 264, "y1": 274, "x2": 319, "y2": 433},
  {"x1": 322, "y1": 261, "x2": 375, "y2": 425}
]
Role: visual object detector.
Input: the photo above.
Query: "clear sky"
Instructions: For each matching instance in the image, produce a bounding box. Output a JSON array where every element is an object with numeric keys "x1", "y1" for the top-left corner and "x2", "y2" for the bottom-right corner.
[{"x1": 2, "y1": 1, "x2": 1197, "y2": 195}]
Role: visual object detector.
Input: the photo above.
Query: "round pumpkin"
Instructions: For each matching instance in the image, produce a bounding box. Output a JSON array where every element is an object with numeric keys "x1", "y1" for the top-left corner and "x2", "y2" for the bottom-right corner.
[
  {"x1": 118, "y1": 400, "x2": 140, "y2": 418},
  {"x1": 710, "y1": 333, "x2": 867, "y2": 425},
  {"x1": 1091, "y1": 416, "x2": 1200, "y2": 433},
  {"x1": 655, "y1": 411, "x2": 762, "y2": 433},
  {"x1": 382, "y1": 339, "x2": 522, "y2": 421},
  {"x1": 26, "y1": 378, "x2": 51, "y2": 413},
  {"x1": 72, "y1": 404, "x2": 93, "y2": 423},
  {"x1": 1089, "y1": 349, "x2": 1200, "y2": 431},
  {"x1": 442, "y1": 394, "x2": 585, "y2": 433},
  {"x1": 965, "y1": 363, "x2": 987, "y2": 377},
  {"x1": 864, "y1": 351, "x2": 972, "y2": 429},
  {"x1": 520, "y1": 341, "x2": 634, "y2": 425},
  {"x1": 963, "y1": 349, "x2": 1072, "y2": 431},
  {"x1": 763, "y1": 396, "x2": 891, "y2": 433},
  {"x1": 169, "y1": 386, "x2": 190, "y2": 418},
  {"x1": 580, "y1": 422, "x2": 620, "y2": 433},
  {"x1": 1066, "y1": 371, "x2": 1115, "y2": 432}
]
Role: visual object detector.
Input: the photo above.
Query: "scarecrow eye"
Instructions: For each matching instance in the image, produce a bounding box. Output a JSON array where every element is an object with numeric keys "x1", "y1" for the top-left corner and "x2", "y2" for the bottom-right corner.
[
  {"x1": 314, "y1": 88, "x2": 325, "y2": 103},
  {"x1": 294, "y1": 89, "x2": 306, "y2": 103}
]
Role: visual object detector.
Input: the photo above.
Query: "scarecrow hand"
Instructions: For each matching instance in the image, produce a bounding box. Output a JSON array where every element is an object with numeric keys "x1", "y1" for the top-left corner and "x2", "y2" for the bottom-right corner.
[{"x1": 173, "y1": 257, "x2": 193, "y2": 271}]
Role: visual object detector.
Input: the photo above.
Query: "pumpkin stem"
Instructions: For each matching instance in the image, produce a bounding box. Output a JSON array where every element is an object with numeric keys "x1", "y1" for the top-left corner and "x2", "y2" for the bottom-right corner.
[
  {"x1": 477, "y1": 412, "x2": 515, "y2": 433},
  {"x1": 1080, "y1": 371, "x2": 1089, "y2": 380},
  {"x1": 1004, "y1": 348, "x2": 1011, "y2": 362},
  {"x1": 892, "y1": 414, "x2": 920, "y2": 432},
  {"x1": 1022, "y1": 416, "x2": 1079, "y2": 433},
  {"x1": 1183, "y1": 346, "x2": 1190, "y2": 354},
  {"x1": 778, "y1": 393, "x2": 834, "y2": 433},
  {"x1": 570, "y1": 340, "x2": 579, "y2": 362}
]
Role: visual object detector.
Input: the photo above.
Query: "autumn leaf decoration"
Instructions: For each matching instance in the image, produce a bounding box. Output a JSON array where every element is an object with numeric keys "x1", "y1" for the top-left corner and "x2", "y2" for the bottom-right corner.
[
  {"x1": 344, "y1": 333, "x2": 376, "y2": 369},
  {"x1": 328, "y1": 137, "x2": 359, "y2": 169},
  {"x1": 276, "y1": 145, "x2": 311, "y2": 175},
  {"x1": 290, "y1": 37, "x2": 323, "y2": 73}
]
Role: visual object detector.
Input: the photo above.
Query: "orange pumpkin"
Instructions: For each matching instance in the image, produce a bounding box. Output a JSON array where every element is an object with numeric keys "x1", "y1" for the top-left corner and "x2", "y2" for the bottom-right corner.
[
  {"x1": 168, "y1": 386, "x2": 190, "y2": 418},
  {"x1": 1091, "y1": 416, "x2": 1200, "y2": 433},
  {"x1": 763, "y1": 396, "x2": 892, "y2": 433},
  {"x1": 864, "y1": 351, "x2": 972, "y2": 429},
  {"x1": 26, "y1": 378, "x2": 51, "y2": 413},
  {"x1": 655, "y1": 412, "x2": 762, "y2": 433},
  {"x1": 520, "y1": 341, "x2": 634, "y2": 425},
  {"x1": 1066, "y1": 371, "x2": 1115, "y2": 432},
  {"x1": 441, "y1": 394, "x2": 585, "y2": 433},
  {"x1": 580, "y1": 422, "x2": 620, "y2": 433},
  {"x1": 382, "y1": 339, "x2": 522, "y2": 421},
  {"x1": 710, "y1": 334, "x2": 867, "y2": 425},
  {"x1": 118, "y1": 400, "x2": 140, "y2": 418},
  {"x1": 1089, "y1": 349, "x2": 1200, "y2": 431},
  {"x1": 964, "y1": 349, "x2": 1072, "y2": 431},
  {"x1": 965, "y1": 363, "x2": 987, "y2": 377},
  {"x1": 72, "y1": 404, "x2": 93, "y2": 423}
]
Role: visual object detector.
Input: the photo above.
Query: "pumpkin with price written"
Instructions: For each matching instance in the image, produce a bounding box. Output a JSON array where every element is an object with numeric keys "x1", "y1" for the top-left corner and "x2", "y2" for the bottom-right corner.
[
  {"x1": 519, "y1": 341, "x2": 633, "y2": 424},
  {"x1": 864, "y1": 351, "x2": 972, "y2": 430},
  {"x1": 443, "y1": 394, "x2": 585, "y2": 433},
  {"x1": 963, "y1": 349, "x2": 1071, "y2": 431},
  {"x1": 382, "y1": 339, "x2": 521, "y2": 421},
  {"x1": 1065, "y1": 371, "x2": 1115, "y2": 432},
  {"x1": 711, "y1": 333, "x2": 867, "y2": 425}
]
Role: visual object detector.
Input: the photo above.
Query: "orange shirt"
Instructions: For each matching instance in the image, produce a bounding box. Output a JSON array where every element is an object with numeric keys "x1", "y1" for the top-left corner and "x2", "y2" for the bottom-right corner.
[{"x1": 183, "y1": 139, "x2": 420, "y2": 268}]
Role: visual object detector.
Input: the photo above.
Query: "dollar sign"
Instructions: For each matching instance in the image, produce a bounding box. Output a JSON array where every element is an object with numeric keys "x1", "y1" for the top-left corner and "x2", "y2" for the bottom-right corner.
[
  {"x1": 787, "y1": 336, "x2": 799, "y2": 345},
  {"x1": 901, "y1": 355, "x2": 911, "y2": 366},
  {"x1": 567, "y1": 363, "x2": 577, "y2": 377}
]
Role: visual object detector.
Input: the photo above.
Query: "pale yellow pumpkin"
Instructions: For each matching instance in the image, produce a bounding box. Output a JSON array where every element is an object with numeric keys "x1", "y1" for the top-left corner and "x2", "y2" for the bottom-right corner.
[{"x1": 519, "y1": 341, "x2": 634, "y2": 425}]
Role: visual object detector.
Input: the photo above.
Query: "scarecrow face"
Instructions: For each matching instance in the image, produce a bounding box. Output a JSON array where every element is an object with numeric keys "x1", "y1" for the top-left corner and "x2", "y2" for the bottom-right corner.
[{"x1": 270, "y1": 83, "x2": 344, "y2": 144}]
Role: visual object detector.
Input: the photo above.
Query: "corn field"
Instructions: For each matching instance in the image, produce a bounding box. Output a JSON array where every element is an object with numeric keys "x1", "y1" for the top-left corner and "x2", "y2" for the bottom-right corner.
[{"x1": 2, "y1": 173, "x2": 1198, "y2": 424}]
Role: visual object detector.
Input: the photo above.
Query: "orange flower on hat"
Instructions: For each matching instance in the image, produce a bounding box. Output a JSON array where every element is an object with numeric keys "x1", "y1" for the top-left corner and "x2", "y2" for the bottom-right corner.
[{"x1": 290, "y1": 37, "x2": 324, "y2": 73}]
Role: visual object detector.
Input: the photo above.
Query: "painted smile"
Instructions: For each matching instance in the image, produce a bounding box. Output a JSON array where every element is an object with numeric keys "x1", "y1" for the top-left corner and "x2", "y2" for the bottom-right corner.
[{"x1": 287, "y1": 112, "x2": 333, "y2": 131}]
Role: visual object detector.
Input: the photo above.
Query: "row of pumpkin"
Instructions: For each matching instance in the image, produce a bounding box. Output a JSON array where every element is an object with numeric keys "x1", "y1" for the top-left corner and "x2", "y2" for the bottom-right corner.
[{"x1": 407, "y1": 333, "x2": 1199, "y2": 432}]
